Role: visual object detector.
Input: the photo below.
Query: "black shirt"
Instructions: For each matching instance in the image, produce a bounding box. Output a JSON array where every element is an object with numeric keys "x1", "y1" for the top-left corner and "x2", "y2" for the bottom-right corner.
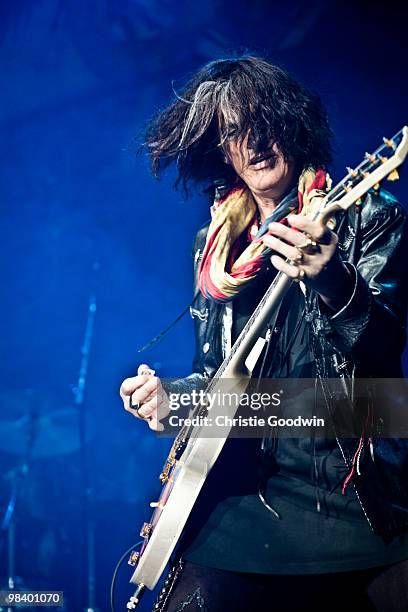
[{"x1": 179, "y1": 267, "x2": 408, "y2": 573}]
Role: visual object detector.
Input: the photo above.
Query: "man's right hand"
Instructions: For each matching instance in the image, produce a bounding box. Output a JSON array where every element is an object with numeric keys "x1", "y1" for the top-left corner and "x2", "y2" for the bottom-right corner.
[{"x1": 119, "y1": 364, "x2": 170, "y2": 432}]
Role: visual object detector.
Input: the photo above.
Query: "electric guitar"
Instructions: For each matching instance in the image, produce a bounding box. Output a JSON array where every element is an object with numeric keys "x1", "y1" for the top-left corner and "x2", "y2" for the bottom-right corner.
[{"x1": 126, "y1": 127, "x2": 408, "y2": 609}]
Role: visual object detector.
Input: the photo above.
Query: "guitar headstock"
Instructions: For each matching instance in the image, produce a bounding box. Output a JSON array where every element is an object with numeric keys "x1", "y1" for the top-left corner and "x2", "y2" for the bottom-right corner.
[{"x1": 319, "y1": 126, "x2": 408, "y2": 223}]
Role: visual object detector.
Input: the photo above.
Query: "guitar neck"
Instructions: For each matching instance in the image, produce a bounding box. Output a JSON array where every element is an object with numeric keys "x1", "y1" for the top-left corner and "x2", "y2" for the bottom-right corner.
[{"x1": 209, "y1": 272, "x2": 293, "y2": 380}]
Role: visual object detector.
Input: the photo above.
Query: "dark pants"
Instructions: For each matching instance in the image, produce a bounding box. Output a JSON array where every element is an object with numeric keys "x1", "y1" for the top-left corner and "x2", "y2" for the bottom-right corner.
[{"x1": 152, "y1": 558, "x2": 408, "y2": 612}]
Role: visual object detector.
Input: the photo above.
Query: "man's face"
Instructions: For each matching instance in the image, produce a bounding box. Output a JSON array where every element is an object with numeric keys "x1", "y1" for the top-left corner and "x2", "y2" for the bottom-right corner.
[{"x1": 223, "y1": 133, "x2": 296, "y2": 200}]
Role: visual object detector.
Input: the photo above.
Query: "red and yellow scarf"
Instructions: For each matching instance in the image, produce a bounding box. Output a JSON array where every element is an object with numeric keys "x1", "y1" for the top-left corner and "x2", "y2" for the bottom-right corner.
[{"x1": 198, "y1": 168, "x2": 329, "y2": 302}]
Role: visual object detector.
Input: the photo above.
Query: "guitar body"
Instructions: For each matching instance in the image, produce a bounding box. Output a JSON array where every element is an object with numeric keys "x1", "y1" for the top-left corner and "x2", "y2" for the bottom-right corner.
[{"x1": 131, "y1": 374, "x2": 250, "y2": 589}]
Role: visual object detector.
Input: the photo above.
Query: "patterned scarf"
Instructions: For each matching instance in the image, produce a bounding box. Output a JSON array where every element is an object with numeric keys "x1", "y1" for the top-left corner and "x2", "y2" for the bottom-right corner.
[{"x1": 198, "y1": 168, "x2": 330, "y2": 302}]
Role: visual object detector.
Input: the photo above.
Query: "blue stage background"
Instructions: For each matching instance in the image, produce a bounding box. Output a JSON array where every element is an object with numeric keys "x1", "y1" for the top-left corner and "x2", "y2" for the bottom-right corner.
[{"x1": 0, "y1": 1, "x2": 407, "y2": 610}]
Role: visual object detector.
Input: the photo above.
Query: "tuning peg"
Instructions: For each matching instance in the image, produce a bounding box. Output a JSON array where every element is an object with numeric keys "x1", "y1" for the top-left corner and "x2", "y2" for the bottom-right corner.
[
  {"x1": 379, "y1": 155, "x2": 388, "y2": 163},
  {"x1": 346, "y1": 166, "x2": 358, "y2": 177},
  {"x1": 387, "y1": 169, "x2": 399, "y2": 181},
  {"x1": 383, "y1": 137, "x2": 396, "y2": 149},
  {"x1": 365, "y1": 152, "x2": 376, "y2": 163}
]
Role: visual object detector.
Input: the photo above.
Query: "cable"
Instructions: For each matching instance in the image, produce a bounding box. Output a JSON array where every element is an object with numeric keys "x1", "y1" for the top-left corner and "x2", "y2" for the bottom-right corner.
[
  {"x1": 137, "y1": 291, "x2": 200, "y2": 353},
  {"x1": 110, "y1": 541, "x2": 143, "y2": 612}
]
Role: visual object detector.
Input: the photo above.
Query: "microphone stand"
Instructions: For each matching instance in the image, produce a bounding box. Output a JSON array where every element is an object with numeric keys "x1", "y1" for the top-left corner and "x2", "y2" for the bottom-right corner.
[
  {"x1": 72, "y1": 291, "x2": 98, "y2": 612},
  {"x1": 1, "y1": 392, "x2": 36, "y2": 612}
]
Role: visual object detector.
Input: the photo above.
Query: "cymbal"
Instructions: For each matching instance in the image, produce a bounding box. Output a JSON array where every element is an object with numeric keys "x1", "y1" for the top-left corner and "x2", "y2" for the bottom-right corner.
[
  {"x1": 0, "y1": 389, "x2": 45, "y2": 420},
  {"x1": 0, "y1": 399, "x2": 93, "y2": 458}
]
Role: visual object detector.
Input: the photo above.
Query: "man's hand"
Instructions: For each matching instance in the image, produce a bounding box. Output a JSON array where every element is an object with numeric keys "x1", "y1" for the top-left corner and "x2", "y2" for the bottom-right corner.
[
  {"x1": 261, "y1": 214, "x2": 354, "y2": 312},
  {"x1": 119, "y1": 364, "x2": 170, "y2": 432}
]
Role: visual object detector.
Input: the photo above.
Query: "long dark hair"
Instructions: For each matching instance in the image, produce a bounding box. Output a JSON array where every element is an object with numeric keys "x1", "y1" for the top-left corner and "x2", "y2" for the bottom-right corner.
[{"x1": 144, "y1": 56, "x2": 333, "y2": 194}]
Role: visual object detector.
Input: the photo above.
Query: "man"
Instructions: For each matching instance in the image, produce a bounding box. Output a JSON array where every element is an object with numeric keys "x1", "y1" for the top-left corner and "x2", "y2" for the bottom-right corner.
[{"x1": 120, "y1": 57, "x2": 408, "y2": 611}]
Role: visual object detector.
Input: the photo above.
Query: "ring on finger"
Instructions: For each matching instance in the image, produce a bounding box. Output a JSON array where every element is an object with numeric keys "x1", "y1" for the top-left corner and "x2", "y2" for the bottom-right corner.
[
  {"x1": 288, "y1": 260, "x2": 305, "y2": 283},
  {"x1": 129, "y1": 394, "x2": 152, "y2": 421},
  {"x1": 293, "y1": 267, "x2": 305, "y2": 283},
  {"x1": 293, "y1": 247, "x2": 304, "y2": 263},
  {"x1": 138, "y1": 366, "x2": 155, "y2": 376},
  {"x1": 297, "y1": 236, "x2": 320, "y2": 255}
]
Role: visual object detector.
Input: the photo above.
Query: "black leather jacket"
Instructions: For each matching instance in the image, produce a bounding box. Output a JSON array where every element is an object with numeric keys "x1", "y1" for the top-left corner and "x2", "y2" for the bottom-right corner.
[{"x1": 174, "y1": 187, "x2": 408, "y2": 539}]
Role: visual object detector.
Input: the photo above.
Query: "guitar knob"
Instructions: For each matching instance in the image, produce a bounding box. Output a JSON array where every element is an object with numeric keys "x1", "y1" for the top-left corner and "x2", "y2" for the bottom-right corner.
[
  {"x1": 140, "y1": 522, "x2": 152, "y2": 537},
  {"x1": 128, "y1": 551, "x2": 140, "y2": 566}
]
